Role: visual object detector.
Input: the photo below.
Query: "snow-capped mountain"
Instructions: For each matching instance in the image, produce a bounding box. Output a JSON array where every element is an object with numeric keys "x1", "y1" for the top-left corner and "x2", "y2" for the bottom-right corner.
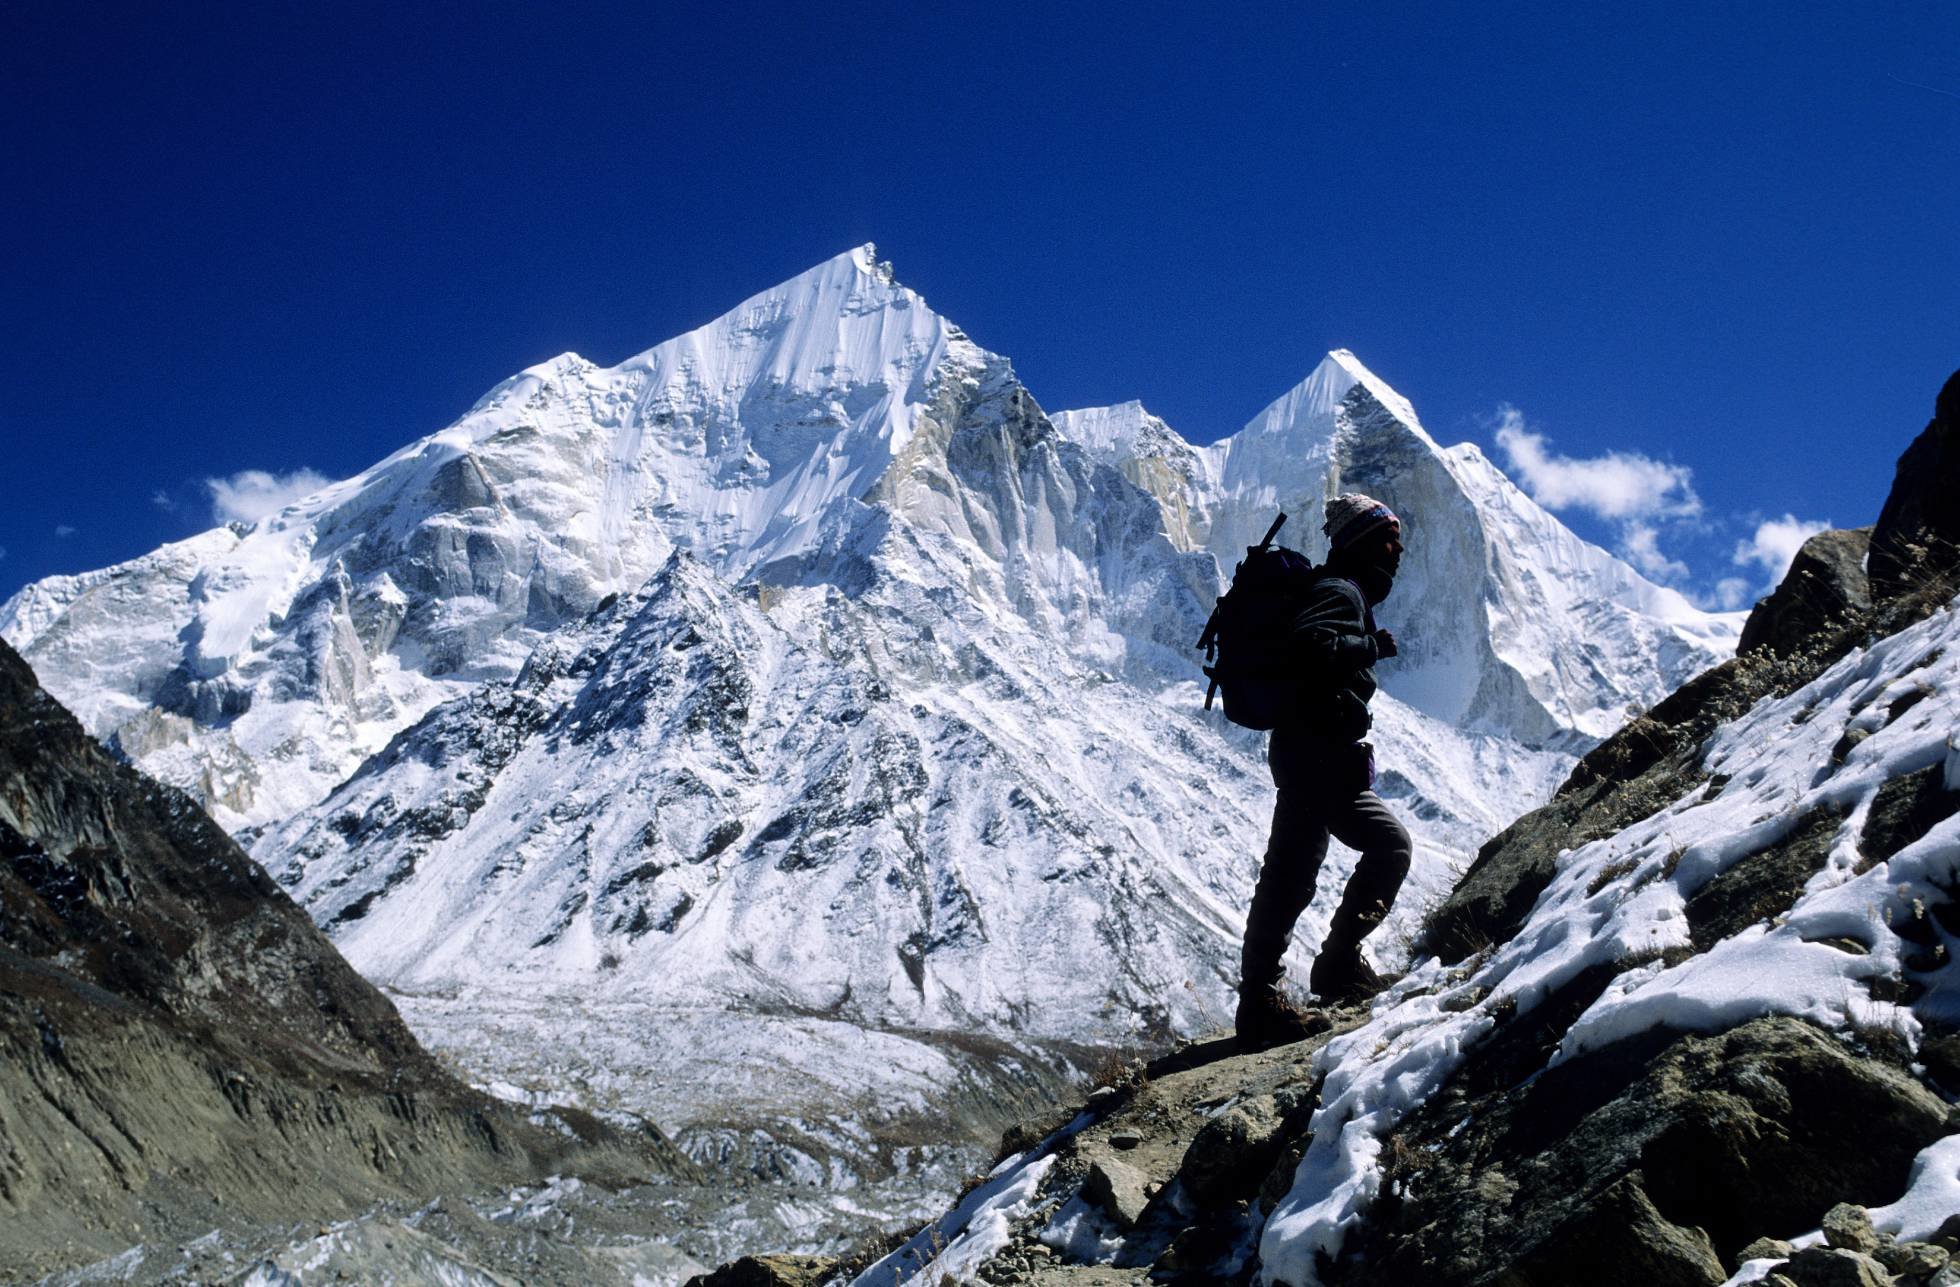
[
  {"x1": 1057, "y1": 358, "x2": 1733, "y2": 745},
  {"x1": 0, "y1": 247, "x2": 1740, "y2": 1161}
]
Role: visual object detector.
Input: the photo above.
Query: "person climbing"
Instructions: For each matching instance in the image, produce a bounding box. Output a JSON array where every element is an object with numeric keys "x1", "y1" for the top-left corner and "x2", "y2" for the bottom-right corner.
[{"x1": 1236, "y1": 492, "x2": 1414, "y2": 1049}]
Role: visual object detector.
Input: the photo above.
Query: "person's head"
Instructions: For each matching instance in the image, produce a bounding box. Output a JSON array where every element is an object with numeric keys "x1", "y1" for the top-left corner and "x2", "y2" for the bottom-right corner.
[{"x1": 1323, "y1": 493, "x2": 1403, "y2": 598}]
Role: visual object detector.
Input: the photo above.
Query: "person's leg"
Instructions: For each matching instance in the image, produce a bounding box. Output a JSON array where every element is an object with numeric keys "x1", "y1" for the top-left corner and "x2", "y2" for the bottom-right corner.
[
  {"x1": 1308, "y1": 791, "x2": 1412, "y2": 1002},
  {"x1": 1240, "y1": 788, "x2": 1330, "y2": 1001},
  {"x1": 1239, "y1": 732, "x2": 1334, "y2": 1004}
]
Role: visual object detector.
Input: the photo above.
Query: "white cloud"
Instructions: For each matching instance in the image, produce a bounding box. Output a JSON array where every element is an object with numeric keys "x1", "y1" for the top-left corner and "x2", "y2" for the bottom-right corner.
[
  {"x1": 205, "y1": 468, "x2": 330, "y2": 525},
  {"x1": 1711, "y1": 576, "x2": 1756, "y2": 612},
  {"x1": 1491, "y1": 406, "x2": 1704, "y2": 586},
  {"x1": 1621, "y1": 522, "x2": 1690, "y2": 582},
  {"x1": 1494, "y1": 407, "x2": 1700, "y2": 521},
  {"x1": 1732, "y1": 514, "x2": 1830, "y2": 584},
  {"x1": 151, "y1": 489, "x2": 175, "y2": 510},
  {"x1": 54, "y1": 525, "x2": 76, "y2": 538},
  {"x1": 0, "y1": 545, "x2": 8, "y2": 562}
]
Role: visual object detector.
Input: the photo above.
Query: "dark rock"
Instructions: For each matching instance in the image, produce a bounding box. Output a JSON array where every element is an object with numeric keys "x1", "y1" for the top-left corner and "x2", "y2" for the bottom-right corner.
[
  {"x1": 1937, "y1": 1212, "x2": 1960, "y2": 1250},
  {"x1": 1343, "y1": 1018, "x2": 1950, "y2": 1286},
  {"x1": 1858, "y1": 766, "x2": 1960, "y2": 872},
  {"x1": 1740, "y1": 528, "x2": 1873, "y2": 657},
  {"x1": 1420, "y1": 649, "x2": 1812, "y2": 964},
  {"x1": 1833, "y1": 727, "x2": 1873, "y2": 764},
  {"x1": 1876, "y1": 1240, "x2": 1949, "y2": 1276},
  {"x1": 1821, "y1": 1202, "x2": 1880, "y2": 1252},
  {"x1": 684, "y1": 1254, "x2": 839, "y2": 1287},
  {"x1": 1778, "y1": 1246, "x2": 1891, "y2": 1286},
  {"x1": 1504, "y1": 1175, "x2": 1728, "y2": 1286},
  {"x1": 1684, "y1": 805, "x2": 1845, "y2": 951},
  {"x1": 1109, "y1": 1129, "x2": 1142, "y2": 1150},
  {"x1": 0, "y1": 640, "x2": 686, "y2": 1277},
  {"x1": 1870, "y1": 368, "x2": 1960, "y2": 603},
  {"x1": 1737, "y1": 1236, "x2": 1797, "y2": 1267},
  {"x1": 1178, "y1": 1094, "x2": 1286, "y2": 1206}
]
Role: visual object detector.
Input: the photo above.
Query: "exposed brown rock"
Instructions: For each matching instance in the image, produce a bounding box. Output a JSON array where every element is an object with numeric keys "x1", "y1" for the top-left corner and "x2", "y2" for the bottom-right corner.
[
  {"x1": 1820, "y1": 1202, "x2": 1881, "y2": 1253},
  {"x1": 1778, "y1": 1246, "x2": 1892, "y2": 1287},
  {"x1": 684, "y1": 1254, "x2": 839, "y2": 1287},
  {"x1": 1739, "y1": 528, "x2": 1872, "y2": 657},
  {"x1": 1344, "y1": 1018, "x2": 1949, "y2": 1286}
]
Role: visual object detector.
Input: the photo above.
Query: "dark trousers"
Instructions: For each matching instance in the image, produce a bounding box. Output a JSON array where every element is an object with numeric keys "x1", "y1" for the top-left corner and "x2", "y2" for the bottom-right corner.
[{"x1": 1241, "y1": 726, "x2": 1412, "y2": 1000}]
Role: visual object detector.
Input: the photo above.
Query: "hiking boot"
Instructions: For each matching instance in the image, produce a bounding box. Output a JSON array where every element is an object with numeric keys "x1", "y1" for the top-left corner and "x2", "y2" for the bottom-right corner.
[
  {"x1": 1310, "y1": 955, "x2": 1397, "y2": 1009},
  {"x1": 1235, "y1": 990, "x2": 1332, "y2": 1050}
]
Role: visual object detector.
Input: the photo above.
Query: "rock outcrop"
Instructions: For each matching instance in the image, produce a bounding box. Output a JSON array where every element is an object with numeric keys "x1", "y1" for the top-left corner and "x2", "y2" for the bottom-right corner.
[
  {"x1": 1739, "y1": 526, "x2": 1873, "y2": 657},
  {"x1": 1344, "y1": 1018, "x2": 1949, "y2": 1285},
  {"x1": 1869, "y1": 369, "x2": 1960, "y2": 602},
  {"x1": 0, "y1": 639, "x2": 686, "y2": 1278}
]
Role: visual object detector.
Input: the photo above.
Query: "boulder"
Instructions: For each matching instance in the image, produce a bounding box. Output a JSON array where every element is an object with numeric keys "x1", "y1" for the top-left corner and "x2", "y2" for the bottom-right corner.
[
  {"x1": 1085, "y1": 1154, "x2": 1153, "y2": 1228},
  {"x1": 1737, "y1": 1236, "x2": 1797, "y2": 1267},
  {"x1": 1178, "y1": 1095, "x2": 1288, "y2": 1206},
  {"x1": 1876, "y1": 1240, "x2": 1950, "y2": 1276},
  {"x1": 684, "y1": 1254, "x2": 838, "y2": 1287},
  {"x1": 1342, "y1": 1018, "x2": 1950, "y2": 1286},
  {"x1": 1739, "y1": 528, "x2": 1872, "y2": 657},
  {"x1": 1778, "y1": 1246, "x2": 1891, "y2": 1287},
  {"x1": 1820, "y1": 1202, "x2": 1880, "y2": 1253}
]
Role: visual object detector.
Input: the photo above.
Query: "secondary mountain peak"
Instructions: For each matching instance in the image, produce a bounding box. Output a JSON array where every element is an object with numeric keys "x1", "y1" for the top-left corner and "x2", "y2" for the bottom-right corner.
[{"x1": 1241, "y1": 348, "x2": 1428, "y2": 446}]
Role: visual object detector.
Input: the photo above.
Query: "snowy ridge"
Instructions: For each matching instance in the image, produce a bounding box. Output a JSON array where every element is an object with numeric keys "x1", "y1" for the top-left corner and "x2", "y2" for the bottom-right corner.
[{"x1": 0, "y1": 246, "x2": 980, "y2": 829}]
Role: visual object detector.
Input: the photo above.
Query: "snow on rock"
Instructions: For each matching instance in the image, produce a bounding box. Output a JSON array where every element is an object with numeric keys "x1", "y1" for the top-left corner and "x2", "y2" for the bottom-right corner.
[
  {"x1": 854, "y1": 1151, "x2": 1063, "y2": 1286},
  {"x1": 0, "y1": 246, "x2": 966, "y2": 831}
]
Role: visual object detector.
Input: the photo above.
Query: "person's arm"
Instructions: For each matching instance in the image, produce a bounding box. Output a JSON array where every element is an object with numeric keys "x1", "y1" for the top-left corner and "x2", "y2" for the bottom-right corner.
[{"x1": 1287, "y1": 580, "x2": 1377, "y2": 672}]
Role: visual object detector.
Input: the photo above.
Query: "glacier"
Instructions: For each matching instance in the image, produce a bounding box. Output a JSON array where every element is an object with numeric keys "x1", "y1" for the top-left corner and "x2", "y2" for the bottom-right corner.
[{"x1": 0, "y1": 245, "x2": 1742, "y2": 1222}]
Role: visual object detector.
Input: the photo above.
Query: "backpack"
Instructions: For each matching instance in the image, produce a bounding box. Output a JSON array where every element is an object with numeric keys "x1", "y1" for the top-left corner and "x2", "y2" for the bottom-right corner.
[{"x1": 1196, "y1": 512, "x2": 1321, "y2": 730}]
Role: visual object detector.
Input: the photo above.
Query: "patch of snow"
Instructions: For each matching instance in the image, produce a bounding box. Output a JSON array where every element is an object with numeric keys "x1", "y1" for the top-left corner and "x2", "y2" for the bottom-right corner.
[
  {"x1": 1869, "y1": 1133, "x2": 1960, "y2": 1242},
  {"x1": 1038, "y1": 1194, "x2": 1126, "y2": 1261},
  {"x1": 852, "y1": 1154, "x2": 1056, "y2": 1286}
]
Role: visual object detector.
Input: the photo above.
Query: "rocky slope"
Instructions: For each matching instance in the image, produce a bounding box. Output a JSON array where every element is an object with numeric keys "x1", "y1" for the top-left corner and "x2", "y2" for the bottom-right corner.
[
  {"x1": 0, "y1": 636, "x2": 700, "y2": 1280},
  {"x1": 789, "y1": 369, "x2": 1960, "y2": 1286}
]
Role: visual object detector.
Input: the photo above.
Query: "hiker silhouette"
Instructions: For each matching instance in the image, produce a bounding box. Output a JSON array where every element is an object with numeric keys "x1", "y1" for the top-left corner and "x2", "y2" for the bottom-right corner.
[{"x1": 1237, "y1": 493, "x2": 1412, "y2": 1048}]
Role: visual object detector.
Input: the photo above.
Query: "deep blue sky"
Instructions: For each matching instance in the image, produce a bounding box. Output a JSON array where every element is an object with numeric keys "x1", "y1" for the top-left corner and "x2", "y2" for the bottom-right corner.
[{"x1": 5, "y1": 2, "x2": 1955, "y2": 609}]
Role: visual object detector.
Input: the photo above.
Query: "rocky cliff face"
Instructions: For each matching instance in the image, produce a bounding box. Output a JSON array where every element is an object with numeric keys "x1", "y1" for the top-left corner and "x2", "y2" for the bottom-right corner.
[
  {"x1": 808, "y1": 369, "x2": 1960, "y2": 1287},
  {"x1": 0, "y1": 638, "x2": 688, "y2": 1279}
]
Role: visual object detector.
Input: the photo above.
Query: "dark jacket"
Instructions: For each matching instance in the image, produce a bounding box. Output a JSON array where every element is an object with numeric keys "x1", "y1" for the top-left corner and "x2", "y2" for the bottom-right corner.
[{"x1": 1283, "y1": 574, "x2": 1379, "y2": 740}]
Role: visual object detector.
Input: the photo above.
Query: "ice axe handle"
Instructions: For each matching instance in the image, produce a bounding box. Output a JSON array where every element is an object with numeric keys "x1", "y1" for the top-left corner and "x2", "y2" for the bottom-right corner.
[{"x1": 1257, "y1": 512, "x2": 1286, "y2": 551}]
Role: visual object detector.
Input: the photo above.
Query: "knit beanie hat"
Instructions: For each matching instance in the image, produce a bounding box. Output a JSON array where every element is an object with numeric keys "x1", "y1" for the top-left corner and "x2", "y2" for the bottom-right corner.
[{"x1": 1324, "y1": 492, "x2": 1401, "y2": 552}]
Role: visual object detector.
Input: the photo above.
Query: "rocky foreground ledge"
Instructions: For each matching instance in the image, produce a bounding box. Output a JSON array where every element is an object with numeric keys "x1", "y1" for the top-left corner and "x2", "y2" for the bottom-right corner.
[{"x1": 693, "y1": 1010, "x2": 1958, "y2": 1287}]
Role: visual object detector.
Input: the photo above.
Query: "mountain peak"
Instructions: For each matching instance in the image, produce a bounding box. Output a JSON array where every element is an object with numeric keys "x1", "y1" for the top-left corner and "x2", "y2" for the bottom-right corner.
[{"x1": 1239, "y1": 349, "x2": 1428, "y2": 447}]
